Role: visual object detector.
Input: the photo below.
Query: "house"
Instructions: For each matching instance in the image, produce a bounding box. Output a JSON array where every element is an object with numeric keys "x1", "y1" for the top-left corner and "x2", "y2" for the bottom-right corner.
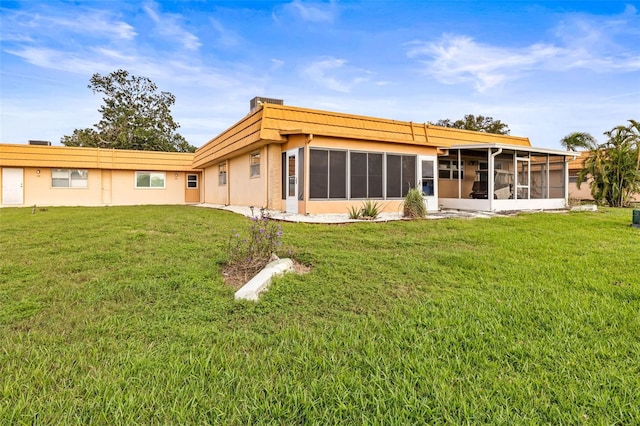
[
  {"x1": 0, "y1": 144, "x2": 201, "y2": 206},
  {"x1": 193, "y1": 98, "x2": 577, "y2": 214},
  {"x1": 1, "y1": 98, "x2": 577, "y2": 212},
  {"x1": 567, "y1": 151, "x2": 639, "y2": 203}
]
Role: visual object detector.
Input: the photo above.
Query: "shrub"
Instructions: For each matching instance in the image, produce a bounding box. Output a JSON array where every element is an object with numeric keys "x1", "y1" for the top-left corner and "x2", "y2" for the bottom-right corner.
[
  {"x1": 403, "y1": 187, "x2": 427, "y2": 218},
  {"x1": 361, "y1": 200, "x2": 381, "y2": 219},
  {"x1": 226, "y1": 210, "x2": 283, "y2": 280},
  {"x1": 347, "y1": 205, "x2": 361, "y2": 220}
]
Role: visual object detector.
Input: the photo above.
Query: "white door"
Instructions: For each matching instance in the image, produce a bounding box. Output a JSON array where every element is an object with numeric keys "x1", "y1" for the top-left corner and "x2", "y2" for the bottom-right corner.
[
  {"x1": 285, "y1": 149, "x2": 298, "y2": 213},
  {"x1": 2, "y1": 168, "x2": 24, "y2": 205},
  {"x1": 516, "y1": 157, "x2": 530, "y2": 199},
  {"x1": 418, "y1": 156, "x2": 438, "y2": 211}
]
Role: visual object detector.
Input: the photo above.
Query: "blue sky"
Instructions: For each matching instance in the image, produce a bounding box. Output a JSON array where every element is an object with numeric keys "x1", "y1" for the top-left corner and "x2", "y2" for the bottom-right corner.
[{"x1": 1, "y1": 0, "x2": 639, "y2": 149}]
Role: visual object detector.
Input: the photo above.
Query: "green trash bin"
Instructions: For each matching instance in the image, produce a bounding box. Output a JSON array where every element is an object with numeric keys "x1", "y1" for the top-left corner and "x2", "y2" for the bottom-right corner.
[{"x1": 633, "y1": 209, "x2": 640, "y2": 228}]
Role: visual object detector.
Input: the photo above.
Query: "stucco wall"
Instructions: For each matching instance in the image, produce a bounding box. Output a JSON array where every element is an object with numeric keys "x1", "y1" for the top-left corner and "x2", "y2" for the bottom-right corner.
[
  {"x1": 305, "y1": 199, "x2": 405, "y2": 215},
  {"x1": 228, "y1": 148, "x2": 267, "y2": 208},
  {"x1": 203, "y1": 163, "x2": 228, "y2": 205},
  {"x1": 1, "y1": 166, "x2": 193, "y2": 207}
]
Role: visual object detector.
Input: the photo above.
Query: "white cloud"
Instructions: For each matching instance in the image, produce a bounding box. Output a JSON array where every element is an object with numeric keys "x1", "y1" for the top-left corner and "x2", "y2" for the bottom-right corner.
[
  {"x1": 0, "y1": 7, "x2": 136, "y2": 41},
  {"x1": 143, "y1": 2, "x2": 201, "y2": 50},
  {"x1": 404, "y1": 5, "x2": 640, "y2": 93},
  {"x1": 407, "y1": 27, "x2": 640, "y2": 92},
  {"x1": 301, "y1": 57, "x2": 371, "y2": 93},
  {"x1": 406, "y1": 35, "x2": 564, "y2": 92},
  {"x1": 278, "y1": 0, "x2": 338, "y2": 23},
  {"x1": 270, "y1": 58, "x2": 285, "y2": 71},
  {"x1": 209, "y1": 18, "x2": 241, "y2": 48}
]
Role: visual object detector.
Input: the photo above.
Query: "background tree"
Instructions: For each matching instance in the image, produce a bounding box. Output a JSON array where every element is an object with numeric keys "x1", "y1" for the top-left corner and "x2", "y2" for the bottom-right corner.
[
  {"x1": 61, "y1": 70, "x2": 196, "y2": 152},
  {"x1": 576, "y1": 120, "x2": 640, "y2": 207},
  {"x1": 432, "y1": 114, "x2": 510, "y2": 135},
  {"x1": 560, "y1": 131, "x2": 598, "y2": 151}
]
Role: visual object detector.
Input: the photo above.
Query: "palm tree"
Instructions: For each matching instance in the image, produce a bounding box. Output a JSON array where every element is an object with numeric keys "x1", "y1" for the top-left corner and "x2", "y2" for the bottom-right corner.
[
  {"x1": 560, "y1": 132, "x2": 598, "y2": 151},
  {"x1": 577, "y1": 123, "x2": 640, "y2": 207}
]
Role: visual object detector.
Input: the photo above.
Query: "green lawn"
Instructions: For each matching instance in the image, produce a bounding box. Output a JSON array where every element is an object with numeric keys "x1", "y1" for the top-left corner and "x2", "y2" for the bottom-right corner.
[{"x1": 1, "y1": 205, "x2": 639, "y2": 424}]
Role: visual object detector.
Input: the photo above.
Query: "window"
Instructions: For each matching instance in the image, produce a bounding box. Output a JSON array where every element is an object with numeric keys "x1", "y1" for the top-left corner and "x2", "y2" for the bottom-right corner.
[
  {"x1": 386, "y1": 154, "x2": 416, "y2": 198},
  {"x1": 135, "y1": 172, "x2": 165, "y2": 188},
  {"x1": 569, "y1": 172, "x2": 579, "y2": 184},
  {"x1": 187, "y1": 174, "x2": 198, "y2": 188},
  {"x1": 350, "y1": 152, "x2": 383, "y2": 198},
  {"x1": 421, "y1": 160, "x2": 435, "y2": 196},
  {"x1": 310, "y1": 149, "x2": 416, "y2": 200},
  {"x1": 219, "y1": 163, "x2": 227, "y2": 186},
  {"x1": 478, "y1": 161, "x2": 502, "y2": 171},
  {"x1": 438, "y1": 160, "x2": 464, "y2": 179},
  {"x1": 309, "y1": 149, "x2": 347, "y2": 199},
  {"x1": 250, "y1": 152, "x2": 260, "y2": 178},
  {"x1": 51, "y1": 169, "x2": 88, "y2": 188}
]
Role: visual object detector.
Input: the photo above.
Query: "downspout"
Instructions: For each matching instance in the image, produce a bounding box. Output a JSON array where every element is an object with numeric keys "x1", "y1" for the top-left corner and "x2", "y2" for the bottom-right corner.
[
  {"x1": 490, "y1": 148, "x2": 503, "y2": 211},
  {"x1": 563, "y1": 156, "x2": 570, "y2": 206},
  {"x1": 264, "y1": 145, "x2": 269, "y2": 209},
  {"x1": 226, "y1": 160, "x2": 230, "y2": 206},
  {"x1": 305, "y1": 134, "x2": 313, "y2": 214},
  {"x1": 457, "y1": 149, "x2": 462, "y2": 199}
]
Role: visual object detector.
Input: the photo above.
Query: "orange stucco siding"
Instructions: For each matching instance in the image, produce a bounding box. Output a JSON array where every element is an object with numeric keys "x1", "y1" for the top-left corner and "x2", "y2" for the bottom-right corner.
[
  {"x1": 227, "y1": 149, "x2": 267, "y2": 207},
  {"x1": 1, "y1": 167, "x2": 195, "y2": 207},
  {"x1": 202, "y1": 163, "x2": 228, "y2": 205},
  {"x1": 266, "y1": 144, "x2": 283, "y2": 211},
  {"x1": 1, "y1": 144, "x2": 200, "y2": 207}
]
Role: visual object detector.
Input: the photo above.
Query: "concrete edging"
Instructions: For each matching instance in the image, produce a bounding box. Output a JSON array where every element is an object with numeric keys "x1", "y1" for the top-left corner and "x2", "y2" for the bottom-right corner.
[{"x1": 234, "y1": 258, "x2": 294, "y2": 301}]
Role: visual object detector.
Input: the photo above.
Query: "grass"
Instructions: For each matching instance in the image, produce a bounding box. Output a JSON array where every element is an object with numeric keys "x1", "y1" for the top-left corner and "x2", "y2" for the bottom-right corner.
[{"x1": 1, "y1": 205, "x2": 639, "y2": 424}]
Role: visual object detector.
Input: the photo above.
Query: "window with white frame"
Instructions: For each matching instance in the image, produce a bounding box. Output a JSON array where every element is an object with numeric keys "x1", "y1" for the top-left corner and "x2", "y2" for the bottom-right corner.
[
  {"x1": 438, "y1": 160, "x2": 464, "y2": 179},
  {"x1": 187, "y1": 174, "x2": 198, "y2": 188},
  {"x1": 250, "y1": 152, "x2": 260, "y2": 178},
  {"x1": 51, "y1": 169, "x2": 88, "y2": 188},
  {"x1": 135, "y1": 171, "x2": 165, "y2": 188},
  {"x1": 218, "y1": 163, "x2": 227, "y2": 186}
]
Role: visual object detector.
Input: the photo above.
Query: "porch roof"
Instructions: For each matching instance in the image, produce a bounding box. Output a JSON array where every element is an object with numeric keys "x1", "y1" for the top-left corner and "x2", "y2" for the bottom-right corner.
[{"x1": 446, "y1": 143, "x2": 579, "y2": 157}]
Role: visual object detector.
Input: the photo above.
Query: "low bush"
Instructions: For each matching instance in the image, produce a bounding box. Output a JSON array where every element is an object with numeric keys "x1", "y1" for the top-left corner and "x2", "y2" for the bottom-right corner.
[
  {"x1": 225, "y1": 210, "x2": 283, "y2": 283},
  {"x1": 361, "y1": 199, "x2": 381, "y2": 219},
  {"x1": 403, "y1": 187, "x2": 427, "y2": 218}
]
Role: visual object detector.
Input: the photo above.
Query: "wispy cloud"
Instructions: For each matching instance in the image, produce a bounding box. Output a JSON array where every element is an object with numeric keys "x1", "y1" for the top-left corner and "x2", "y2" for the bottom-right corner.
[
  {"x1": 407, "y1": 6, "x2": 640, "y2": 92},
  {"x1": 406, "y1": 35, "x2": 566, "y2": 92},
  {"x1": 209, "y1": 18, "x2": 241, "y2": 48},
  {"x1": 301, "y1": 57, "x2": 371, "y2": 93},
  {"x1": 276, "y1": 0, "x2": 338, "y2": 24},
  {"x1": 143, "y1": 1, "x2": 201, "y2": 51},
  {"x1": 0, "y1": 7, "x2": 136, "y2": 42}
]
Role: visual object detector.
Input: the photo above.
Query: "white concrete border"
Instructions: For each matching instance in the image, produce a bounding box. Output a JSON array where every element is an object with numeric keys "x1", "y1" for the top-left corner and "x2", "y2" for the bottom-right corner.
[{"x1": 234, "y1": 258, "x2": 294, "y2": 301}]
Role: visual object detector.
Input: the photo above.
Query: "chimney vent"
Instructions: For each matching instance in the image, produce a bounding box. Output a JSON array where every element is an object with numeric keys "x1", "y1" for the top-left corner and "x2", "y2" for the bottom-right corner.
[{"x1": 250, "y1": 97, "x2": 283, "y2": 112}]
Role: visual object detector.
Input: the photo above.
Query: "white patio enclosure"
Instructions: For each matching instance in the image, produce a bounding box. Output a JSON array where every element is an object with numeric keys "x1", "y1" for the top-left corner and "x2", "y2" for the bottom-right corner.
[{"x1": 437, "y1": 144, "x2": 578, "y2": 212}]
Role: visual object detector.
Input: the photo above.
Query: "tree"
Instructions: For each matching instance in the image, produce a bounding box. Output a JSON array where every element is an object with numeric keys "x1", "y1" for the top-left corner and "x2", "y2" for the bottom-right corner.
[
  {"x1": 432, "y1": 114, "x2": 510, "y2": 135},
  {"x1": 576, "y1": 120, "x2": 640, "y2": 207},
  {"x1": 560, "y1": 131, "x2": 598, "y2": 151},
  {"x1": 61, "y1": 70, "x2": 196, "y2": 152}
]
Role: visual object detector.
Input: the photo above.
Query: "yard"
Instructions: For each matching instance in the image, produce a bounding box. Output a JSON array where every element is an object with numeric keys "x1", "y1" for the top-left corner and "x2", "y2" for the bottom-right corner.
[{"x1": 1, "y1": 205, "x2": 638, "y2": 424}]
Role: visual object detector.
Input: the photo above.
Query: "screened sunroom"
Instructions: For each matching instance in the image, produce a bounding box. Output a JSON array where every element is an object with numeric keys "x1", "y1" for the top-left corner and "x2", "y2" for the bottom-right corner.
[{"x1": 437, "y1": 144, "x2": 578, "y2": 212}]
